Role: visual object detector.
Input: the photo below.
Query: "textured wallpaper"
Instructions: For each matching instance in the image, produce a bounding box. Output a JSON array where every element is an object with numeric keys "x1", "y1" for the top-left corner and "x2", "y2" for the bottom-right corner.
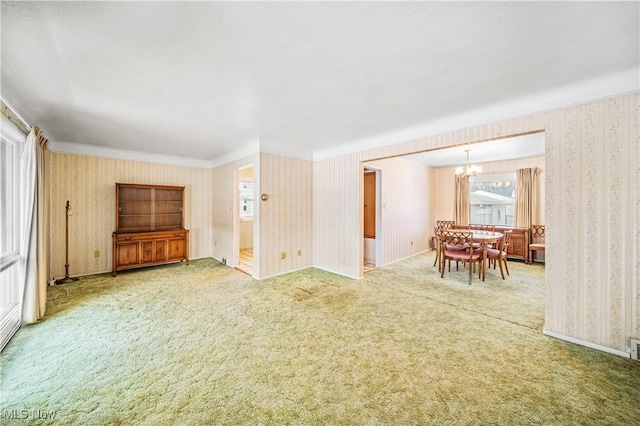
[
  {"x1": 210, "y1": 153, "x2": 312, "y2": 279},
  {"x1": 258, "y1": 153, "x2": 313, "y2": 279},
  {"x1": 364, "y1": 156, "x2": 433, "y2": 267},
  {"x1": 49, "y1": 154, "x2": 213, "y2": 277}
]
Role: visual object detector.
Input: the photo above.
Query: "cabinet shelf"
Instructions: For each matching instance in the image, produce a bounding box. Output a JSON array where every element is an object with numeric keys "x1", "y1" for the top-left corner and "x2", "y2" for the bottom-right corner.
[{"x1": 113, "y1": 183, "x2": 189, "y2": 276}]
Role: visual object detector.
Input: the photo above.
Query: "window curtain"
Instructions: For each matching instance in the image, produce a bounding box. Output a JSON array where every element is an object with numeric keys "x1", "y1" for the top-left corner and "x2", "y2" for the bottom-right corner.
[
  {"x1": 514, "y1": 167, "x2": 541, "y2": 228},
  {"x1": 19, "y1": 126, "x2": 49, "y2": 324},
  {"x1": 454, "y1": 175, "x2": 470, "y2": 225}
]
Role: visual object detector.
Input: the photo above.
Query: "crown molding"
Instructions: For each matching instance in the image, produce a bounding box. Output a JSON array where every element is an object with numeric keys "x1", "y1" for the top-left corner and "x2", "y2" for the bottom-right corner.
[
  {"x1": 49, "y1": 141, "x2": 213, "y2": 169},
  {"x1": 1, "y1": 115, "x2": 28, "y2": 143}
]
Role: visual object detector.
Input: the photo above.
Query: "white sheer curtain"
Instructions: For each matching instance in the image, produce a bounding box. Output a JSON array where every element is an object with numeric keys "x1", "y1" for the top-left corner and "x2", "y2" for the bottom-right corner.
[{"x1": 19, "y1": 126, "x2": 49, "y2": 324}]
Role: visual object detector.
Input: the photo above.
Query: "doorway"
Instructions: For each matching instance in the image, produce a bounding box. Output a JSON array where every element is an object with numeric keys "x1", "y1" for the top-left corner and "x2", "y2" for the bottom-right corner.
[
  {"x1": 363, "y1": 167, "x2": 381, "y2": 272},
  {"x1": 237, "y1": 165, "x2": 254, "y2": 275}
]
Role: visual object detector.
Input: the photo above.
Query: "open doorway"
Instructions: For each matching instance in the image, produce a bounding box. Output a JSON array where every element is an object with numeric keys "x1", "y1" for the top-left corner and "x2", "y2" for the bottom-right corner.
[
  {"x1": 359, "y1": 131, "x2": 545, "y2": 275},
  {"x1": 363, "y1": 167, "x2": 382, "y2": 273},
  {"x1": 237, "y1": 165, "x2": 254, "y2": 275}
]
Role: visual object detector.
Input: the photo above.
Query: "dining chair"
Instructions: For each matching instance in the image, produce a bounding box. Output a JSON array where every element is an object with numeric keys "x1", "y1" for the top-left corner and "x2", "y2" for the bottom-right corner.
[
  {"x1": 486, "y1": 230, "x2": 511, "y2": 279},
  {"x1": 469, "y1": 224, "x2": 496, "y2": 232},
  {"x1": 439, "y1": 230, "x2": 482, "y2": 284},
  {"x1": 528, "y1": 225, "x2": 545, "y2": 264},
  {"x1": 433, "y1": 226, "x2": 442, "y2": 268},
  {"x1": 434, "y1": 225, "x2": 463, "y2": 272},
  {"x1": 433, "y1": 221, "x2": 457, "y2": 271},
  {"x1": 436, "y1": 220, "x2": 455, "y2": 230}
]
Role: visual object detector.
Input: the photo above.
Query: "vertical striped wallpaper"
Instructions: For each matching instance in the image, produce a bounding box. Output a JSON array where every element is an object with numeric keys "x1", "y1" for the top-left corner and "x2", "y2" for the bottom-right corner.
[
  {"x1": 49, "y1": 153, "x2": 213, "y2": 278},
  {"x1": 211, "y1": 154, "x2": 258, "y2": 270},
  {"x1": 258, "y1": 153, "x2": 313, "y2": 279},
  {"x1": 312, "y1": 92, "x2": 639, "y2": 355},
  {"x1": 364, "y1": 157, "x2": 433, "y2": 268},
  {"x1": 313, "y1": 153, "x2": 362, "y2": 278}
]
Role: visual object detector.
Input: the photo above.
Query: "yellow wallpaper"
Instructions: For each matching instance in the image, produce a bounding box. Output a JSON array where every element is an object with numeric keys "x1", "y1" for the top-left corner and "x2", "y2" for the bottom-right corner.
[{"x1": 49, "y1": 153, "x2": 213, "y2": 277}]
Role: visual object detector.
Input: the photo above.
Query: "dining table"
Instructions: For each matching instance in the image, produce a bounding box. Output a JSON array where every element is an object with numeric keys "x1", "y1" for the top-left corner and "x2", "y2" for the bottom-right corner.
[{"x1": 454, "y1": 230, "x2": 503, "y2": 281}]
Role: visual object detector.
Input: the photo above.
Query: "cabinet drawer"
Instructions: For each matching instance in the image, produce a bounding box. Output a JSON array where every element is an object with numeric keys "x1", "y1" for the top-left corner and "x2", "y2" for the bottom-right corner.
[
  {"x1": 156, "y1": 240, "x2": 167, "y2": 261},
  {"x1": 168, "y1": 238, "x2": 186, "y2": 260},
  {"x1": 141, "y1": 240, "x2": 168, "y2": 263},
  {"x1": 117, "y1": 242, "x2": 139, "y2": 266}
]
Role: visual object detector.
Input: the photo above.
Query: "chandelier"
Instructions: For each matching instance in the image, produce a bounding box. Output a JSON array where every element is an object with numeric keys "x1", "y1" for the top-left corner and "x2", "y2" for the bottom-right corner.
[{"x1": 455, "y1": 149, "x2": 482, "y2": 177}]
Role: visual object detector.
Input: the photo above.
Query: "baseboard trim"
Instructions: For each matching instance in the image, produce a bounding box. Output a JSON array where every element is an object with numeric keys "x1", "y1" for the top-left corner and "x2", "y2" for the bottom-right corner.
[
  {"x1": 381, "y1": 249, "x2": 430, "y2": 268},
  {"x1": 543, "y1": 328, "x2": 631, "y2": 359},
  {"x1": 257, "y1": 266, "x2": 315, "y2": 280},
  {"x1": 311, "y1": 265, "x2": 361, "y2": 280}
]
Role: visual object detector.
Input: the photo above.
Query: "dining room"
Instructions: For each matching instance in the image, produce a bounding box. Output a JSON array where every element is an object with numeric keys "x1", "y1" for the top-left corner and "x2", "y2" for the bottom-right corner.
[{"x1": 361, "y1": 132, "x2": 545, "y2": 283}]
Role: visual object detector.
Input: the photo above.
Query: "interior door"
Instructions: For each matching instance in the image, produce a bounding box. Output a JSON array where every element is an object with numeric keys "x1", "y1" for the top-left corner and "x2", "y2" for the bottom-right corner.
[{"x1": 364, "y1": 172, "x2": 376, "y2": 238}]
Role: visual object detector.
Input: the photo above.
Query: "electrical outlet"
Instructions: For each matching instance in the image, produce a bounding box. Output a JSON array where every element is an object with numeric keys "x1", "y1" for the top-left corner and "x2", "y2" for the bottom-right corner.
[
  {"x1": 298, "y1": 249, "x2": 302, "y2": 256},
  {"x1": 281, "y1": 252, "x2": 286, "y2": 260},
  {"x1": 94, "y1": 250, "x2": 100, "y2": 258},
  {"x1": 222, "y1": 257, "x2": 227, "y2": 265}
]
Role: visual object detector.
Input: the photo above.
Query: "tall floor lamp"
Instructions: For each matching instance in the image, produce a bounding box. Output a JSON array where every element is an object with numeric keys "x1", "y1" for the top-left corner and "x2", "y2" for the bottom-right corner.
[{"x1": 55, "y1": 200, "x2": 79, "y2": 284}]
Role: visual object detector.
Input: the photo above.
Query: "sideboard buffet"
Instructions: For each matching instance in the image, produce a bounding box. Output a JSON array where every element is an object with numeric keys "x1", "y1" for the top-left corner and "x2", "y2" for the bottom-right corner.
[{"x1": 112, "y1": 183, "x2": 189, "y2": 276}]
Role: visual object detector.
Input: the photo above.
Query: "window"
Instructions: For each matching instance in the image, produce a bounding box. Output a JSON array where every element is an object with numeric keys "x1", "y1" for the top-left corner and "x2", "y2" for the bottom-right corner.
[
  {"x1": 239, "y1": 181, "x2": 254, "y2": 220},
  {"x1": 470, "y1": 173, "x2": 516, "y2": 226},
  {"x1": 1, "y1": 116, "x2": 26, "y2": 350}
]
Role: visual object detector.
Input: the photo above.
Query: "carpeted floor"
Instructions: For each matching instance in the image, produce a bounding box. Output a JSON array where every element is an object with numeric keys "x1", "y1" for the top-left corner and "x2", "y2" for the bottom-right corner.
[{"x1": 1, "y1": 253, "x2": 639, "y2": 425}]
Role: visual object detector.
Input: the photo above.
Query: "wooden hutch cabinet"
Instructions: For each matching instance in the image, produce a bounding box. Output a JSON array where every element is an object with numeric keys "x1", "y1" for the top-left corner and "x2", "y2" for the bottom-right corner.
[{"x1": 112, "y1": 183, "x2": 189, "y2": 276}]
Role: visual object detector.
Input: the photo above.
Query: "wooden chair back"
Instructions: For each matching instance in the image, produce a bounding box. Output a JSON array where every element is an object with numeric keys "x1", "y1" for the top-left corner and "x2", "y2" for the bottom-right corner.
[
  {"x1": 500, "y1": 230, "x2": 512, "y2": 251},
  {"x1": 440, "y1": 230, "x2": 473, "y2": 252},
  {"x1": 531, "y1": 225, "x2": 545, "y2": 243},
  {"x1": 469, "y1": 224, "x2": 496, "y2": 233},
  {"x1": 436, "y1": 220, "x2": 455, "y2": 230}
]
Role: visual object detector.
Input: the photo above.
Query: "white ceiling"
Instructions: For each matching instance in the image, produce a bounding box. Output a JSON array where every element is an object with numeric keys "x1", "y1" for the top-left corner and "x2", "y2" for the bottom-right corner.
[{"x1": 1, "y1": 2, "x2": 638, "y2": 167}]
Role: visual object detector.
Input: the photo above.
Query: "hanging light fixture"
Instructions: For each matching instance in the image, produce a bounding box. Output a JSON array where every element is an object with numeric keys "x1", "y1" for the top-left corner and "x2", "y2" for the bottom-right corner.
[{"x1": 454, "y1": 149, "x2": 482, "y2": 177}]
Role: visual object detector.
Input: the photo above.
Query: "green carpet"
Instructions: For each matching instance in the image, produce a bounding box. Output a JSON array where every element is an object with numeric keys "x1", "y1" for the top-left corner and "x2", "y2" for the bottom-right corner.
[{"x1": 1, "y1": 254, "x2": 639, "y2": 425}]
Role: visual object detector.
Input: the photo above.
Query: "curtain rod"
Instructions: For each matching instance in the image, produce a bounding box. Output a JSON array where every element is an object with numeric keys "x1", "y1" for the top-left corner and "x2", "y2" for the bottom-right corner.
[{"x1": 0, "y1": 97, "x2": 32, "y2": 135}]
